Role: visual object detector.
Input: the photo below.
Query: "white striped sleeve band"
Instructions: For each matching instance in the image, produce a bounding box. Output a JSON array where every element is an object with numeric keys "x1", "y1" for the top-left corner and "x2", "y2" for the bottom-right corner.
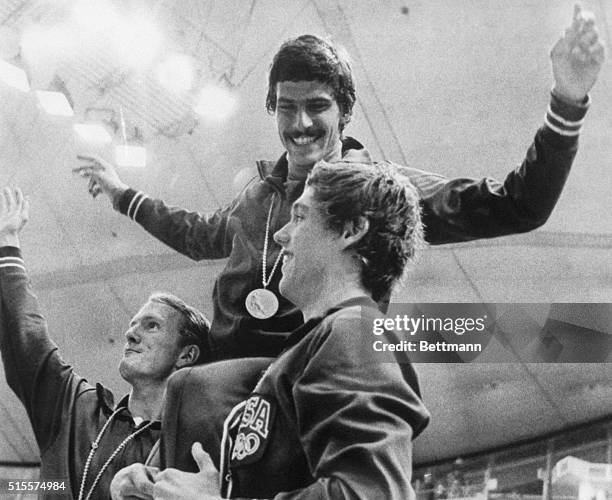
[
  {"x1": 0, "y1": 256, "x2": 26, "y2": 272},
  {"x1": 544, "y1": 105, "x2": 583, "y2": 137},
  {"x1": 127, "y1": 191, "x2": 148, "y2": 221}
]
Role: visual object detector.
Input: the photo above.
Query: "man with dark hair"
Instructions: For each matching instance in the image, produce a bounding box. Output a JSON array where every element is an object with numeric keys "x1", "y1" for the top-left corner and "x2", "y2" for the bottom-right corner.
[
  {"x1": 76, "y1": 7, "x2": 604, "y2": 360},
  {"x1": 0, "y1": 187, "x2": 211, "y2": 500},
  {"x1": 112, "y1": 161, "x2": 430, "y2": 500}
]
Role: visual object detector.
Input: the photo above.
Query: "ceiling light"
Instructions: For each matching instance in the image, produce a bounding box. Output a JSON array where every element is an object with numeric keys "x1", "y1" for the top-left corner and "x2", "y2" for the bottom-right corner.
[
  {"x1": 20, "y1": 25, "x2": 75, "y2": 87},
  {"x1": 72, "y1": 0, "x2": 119, "y2": 32},
  {"x1": 115, "y1": 145, "x2": 146, "y2": 168},
  {"x1": 113, "y1": 17, "x2": 162, "y2": 69},
  {"x1": 36, "y1": 90, "x2": 74, "y2": 116},
  {"x1": 74, "y1": 123, "x2": 113, "y2": 144},
  {"x1": 194, "y1": 85, "x2": 237, "y2": 121},
  {"x1": 0, "y1": 59, "x2": 30, "y2": 92},
  {"x1": 156, "y1": 54, "x2": 194, "y2": 92}
]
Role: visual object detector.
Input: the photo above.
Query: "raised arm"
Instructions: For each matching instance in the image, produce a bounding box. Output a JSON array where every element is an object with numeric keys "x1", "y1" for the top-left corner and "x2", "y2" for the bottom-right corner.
[
  {"x1": 74, "y1": 155, "x2": 239, "y2": 260},
  {"x1": 0, "y1": 187, "x2": 83, "y2": 450},
  {"x1": 413, "y1": 5, "x2": 605, "y2": 244}
]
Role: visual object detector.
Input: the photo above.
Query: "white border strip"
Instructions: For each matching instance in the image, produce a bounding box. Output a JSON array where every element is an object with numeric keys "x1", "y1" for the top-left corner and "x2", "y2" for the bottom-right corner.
[{"x1": 544, "y1": 115, "x2": 581, "y2": 137}]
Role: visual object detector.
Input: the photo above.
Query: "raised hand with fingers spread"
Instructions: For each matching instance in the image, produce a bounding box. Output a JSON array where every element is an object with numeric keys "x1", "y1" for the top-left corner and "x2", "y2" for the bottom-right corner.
[
  {"x1": 551, "y1": 4, "x2": 605, "y2": 103},
  {"x1": 0, "y1": 187, "x2": 29, "y2": 247}
]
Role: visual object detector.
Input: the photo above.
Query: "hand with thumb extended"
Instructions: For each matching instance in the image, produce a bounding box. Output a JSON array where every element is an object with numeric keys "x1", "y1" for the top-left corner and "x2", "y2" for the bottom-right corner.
[
  {"x1": 191, "y1": 442, "x2": 216, "y2": 476},
  {"x1": 152, "y1": 442, "x2": 221, "y2": 500}
]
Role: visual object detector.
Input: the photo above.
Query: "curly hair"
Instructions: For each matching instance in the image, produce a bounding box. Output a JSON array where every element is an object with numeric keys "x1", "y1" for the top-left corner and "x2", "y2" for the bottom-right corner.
[
  {"x1": 266, "y1": 34, "x2": 356, "y2": 126},
  {"x1": 306, "y1": 161, "x2": 424, "y2": 302},
  {"x1": 148, "y1": 292, "x2": 212, "y2": 365}
]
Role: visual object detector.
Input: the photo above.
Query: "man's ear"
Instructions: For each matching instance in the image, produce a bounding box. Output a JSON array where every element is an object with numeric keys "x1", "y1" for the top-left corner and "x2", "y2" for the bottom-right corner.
[
  {"x1": 341, "y1": 216, "x2": 369, "y2": 249},
  {"x1": 339, "y1": 113, "x2": 351, "y2": 129},
  {"x1": 176, "y1": 345, "x2": 200, "y2": 368}
]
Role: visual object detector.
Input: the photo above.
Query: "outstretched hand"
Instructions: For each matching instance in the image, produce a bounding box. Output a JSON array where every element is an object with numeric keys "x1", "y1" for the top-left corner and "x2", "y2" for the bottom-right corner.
[
  {"x1": 551, "y1": 4, "x2": 605, "y2": 102},
  {"x1": 152, "y1": 442, "x2": 221, "y2": 500},
  {"x1": 73, "y1": 154, "x2": 128, "y2": 203},
  {"x1": 0, "y1": 187, "x2": 29, "y2": 246}
]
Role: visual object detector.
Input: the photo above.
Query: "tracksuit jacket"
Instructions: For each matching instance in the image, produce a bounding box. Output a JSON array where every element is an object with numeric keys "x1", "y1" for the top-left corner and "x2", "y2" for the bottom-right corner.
[{"x1": 0, "y1": 248, "x2": 160, "y2": 499}]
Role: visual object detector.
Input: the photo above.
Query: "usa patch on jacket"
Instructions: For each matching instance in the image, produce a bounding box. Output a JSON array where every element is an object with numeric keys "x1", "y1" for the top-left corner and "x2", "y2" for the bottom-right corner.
[{"x1": 230, "y1": 394, "x2": 276, "y2": 466}]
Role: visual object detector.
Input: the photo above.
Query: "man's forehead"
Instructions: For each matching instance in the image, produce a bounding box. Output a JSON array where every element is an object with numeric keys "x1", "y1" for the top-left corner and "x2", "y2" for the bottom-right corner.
[
  {"x1": 276, "y1": 80, "x2": 335, "y2": 101},
  {"x1": 293, "y1": 188, "x2": 324, "y2": 218},
  {"x1": 132, "y1": 301, "x2": 175, "y2": 322},
  {"x1": 294, "y1": 187, "x2": 314, "y2": 208}
]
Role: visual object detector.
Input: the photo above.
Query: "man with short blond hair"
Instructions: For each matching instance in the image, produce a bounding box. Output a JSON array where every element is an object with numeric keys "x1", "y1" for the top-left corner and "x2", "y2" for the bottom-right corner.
[{"x1": 0, "y1": 187, "x2": 211, "y2": 500}]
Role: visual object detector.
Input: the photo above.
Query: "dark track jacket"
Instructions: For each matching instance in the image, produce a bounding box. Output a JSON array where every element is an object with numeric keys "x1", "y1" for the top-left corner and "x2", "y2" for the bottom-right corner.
[
  {"x1": 217, "y1": 296, "x2": 430, "y2": 499},
  {"x1": 114, "y1": 94, "x2": 588, "y2": 360},
  {"x1": 0, "y1": 248, "x2": 159, "y2": 500}
]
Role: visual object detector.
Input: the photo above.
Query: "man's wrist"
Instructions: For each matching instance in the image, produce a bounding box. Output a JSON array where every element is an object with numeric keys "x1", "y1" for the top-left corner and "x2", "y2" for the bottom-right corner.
[
  {"x1": 0, "y1": 233, "x2": 20, "y2": 248},
  {"x1": 551, "y1": 85, "x2": 588, "y2": 106},
  {"x1": 111, "y1": 185, "x2": 129, "y2": 210}
]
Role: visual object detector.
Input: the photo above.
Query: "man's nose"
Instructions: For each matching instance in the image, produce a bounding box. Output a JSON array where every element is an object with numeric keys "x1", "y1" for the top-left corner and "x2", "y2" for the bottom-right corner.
[
  {"x1": 124, "y1": 325, "x2": 140, "y2": 343},
  {"x1": 274, "y1": 223, "x2": 290, "y2": 246},
  {"x1": 295, "y1": 108, "x2": 313, "y2": 129}
]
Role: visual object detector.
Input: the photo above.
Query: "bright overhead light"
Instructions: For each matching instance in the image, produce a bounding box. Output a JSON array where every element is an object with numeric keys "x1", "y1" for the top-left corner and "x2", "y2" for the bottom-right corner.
[
  {"x1": 194, "y1": 85, "x2": 237, "y2": 121},
  {"x1": 36, "y1": 90, "x2": 74, "y2": 116},
  {"x1": 20, "y1": 25, "x2": 75, "y2": 87},
  {"x1": 74, "y1": 123, "x2": 113, "y2": 144},
  {"x1": 114, "y1": 17, "x2": 162, "y2": 69},
  {"x1": 0, "y1": 59, "x2": 30, "y2": 91},
  {"x1": 72, "y1": 0, "x2": 119, "y2": 32},
  {"x1": 156, "y1": 54, "x2": 194, "y2": 92},
  {"x1": 115, "y1": 145, "x2": 146, "y2": 168}
]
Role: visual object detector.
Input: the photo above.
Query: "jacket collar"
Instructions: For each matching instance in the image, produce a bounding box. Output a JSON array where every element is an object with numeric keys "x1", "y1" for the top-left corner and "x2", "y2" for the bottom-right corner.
[{"x1": 282, "y1": 294, "x2": 377, "y2": 351}]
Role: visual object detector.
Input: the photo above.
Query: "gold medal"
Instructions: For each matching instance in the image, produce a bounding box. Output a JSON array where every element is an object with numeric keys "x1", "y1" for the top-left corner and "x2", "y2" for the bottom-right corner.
[
  {"x1": 246, "y1": 194, "x2": 283, "y2": 319},
  {"x1": 245, "y1": 288, "x2": 279, "y2": 319}
]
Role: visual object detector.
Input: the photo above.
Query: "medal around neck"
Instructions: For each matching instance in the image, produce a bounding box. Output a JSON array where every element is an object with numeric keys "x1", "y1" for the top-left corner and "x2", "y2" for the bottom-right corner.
[{"x1": 246, "y1": 288, "x2": 279, "y2": 319}]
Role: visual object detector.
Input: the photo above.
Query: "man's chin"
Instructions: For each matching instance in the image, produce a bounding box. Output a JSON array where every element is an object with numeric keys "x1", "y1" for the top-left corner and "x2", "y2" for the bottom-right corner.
[
  {"x1": 118, "y1": 359, "x2": 134, "y2": 381},
  {"x1": 278, "y1": 278, "x2": 297, "y2": 306},
  {"x1": 287, "y1": 149, "x2": 324, "y2": 168}
]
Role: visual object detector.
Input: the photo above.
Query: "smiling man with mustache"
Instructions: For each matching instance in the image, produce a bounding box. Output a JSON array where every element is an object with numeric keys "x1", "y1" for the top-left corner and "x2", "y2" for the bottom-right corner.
[{"x1": 0, "y1": 187, "x2": 211, "y2": 500}]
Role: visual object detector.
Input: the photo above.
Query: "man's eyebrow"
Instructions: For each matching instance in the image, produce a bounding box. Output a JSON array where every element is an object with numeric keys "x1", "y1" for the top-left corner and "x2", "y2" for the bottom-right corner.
[
  {"x1": 306, "y1": 97, "x2": 332, "y2": 103},
  {"x1": 292, "y1": 202, "x2": 309, "y2": 213},
  {"x1": 130, "y1": 314, "x2": 163, "y2": 325},
  {"x1": 277, "y1": 96, "x2": 332, "y2": 104}
]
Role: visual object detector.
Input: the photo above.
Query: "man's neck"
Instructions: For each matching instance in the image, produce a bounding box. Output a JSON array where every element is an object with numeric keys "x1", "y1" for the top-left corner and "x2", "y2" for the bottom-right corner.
[
  {"x1": 127, "y1": 382, "x2": 167, "y2": 421},
  {"x1": 301, "y1": 273, "x2": 366, "y2": 321}
]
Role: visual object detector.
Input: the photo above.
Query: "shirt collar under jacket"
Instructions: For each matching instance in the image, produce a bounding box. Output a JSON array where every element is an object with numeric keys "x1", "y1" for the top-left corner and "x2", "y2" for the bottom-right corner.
[{"x1": 95, "y1": 383, "x2": 161, "y2": 429}]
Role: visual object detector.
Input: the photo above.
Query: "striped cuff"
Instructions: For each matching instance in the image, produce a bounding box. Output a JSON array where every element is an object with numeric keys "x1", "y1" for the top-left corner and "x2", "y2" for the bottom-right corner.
[
  {"x1": 544, "y1": 91, "x2": 590, "y2": 137},
  {"x1": 0, "y1": 248, "x2": 26, "y2": 273},
  {"x1": 118, "y1": 189, "x2": 149, "y2": 222}
]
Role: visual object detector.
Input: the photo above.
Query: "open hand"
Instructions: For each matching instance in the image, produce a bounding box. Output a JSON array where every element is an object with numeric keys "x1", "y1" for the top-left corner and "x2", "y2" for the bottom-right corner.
[
  {"x1": 551, "y1": 4, "x2": 605, "y2": 102},
  {"x1": 0, "y1": 187, "x2": 29, "y2": 243}
]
